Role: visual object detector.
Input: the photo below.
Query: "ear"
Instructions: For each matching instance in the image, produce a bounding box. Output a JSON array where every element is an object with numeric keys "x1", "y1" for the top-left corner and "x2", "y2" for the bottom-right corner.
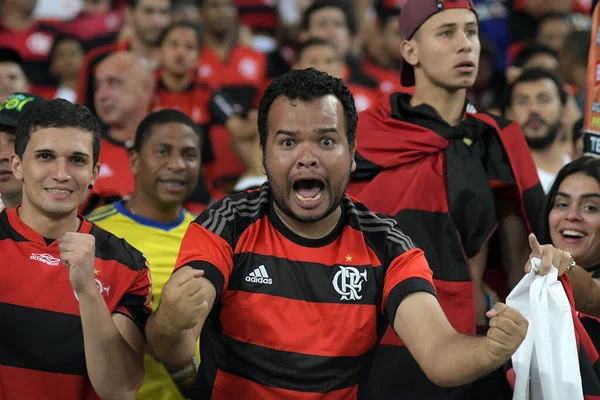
[
  {"x1": 298, "y1": 31, "x2": 309, "y2": 43},
  {"x1": 10, "y1": 154, "x2": 23, "y2": 181},
  {"x1": 350, "y1": 148, "x2": 356, "y2": 173},
  {"x1": 400, "y1": 39, "x2": 418, "y2": 67},
  {"x1": 504, "y1": 107, "x2": 514, "y2": 121},
  {"x1": 91, "y1": 162, "x2": 101, "y2": 186},
  {"x1": 260, "y1": 143, "x2": 266, "y2": 176},
  {"x1": 129, "y1": 151, "x2": 139, "y2": 176}
]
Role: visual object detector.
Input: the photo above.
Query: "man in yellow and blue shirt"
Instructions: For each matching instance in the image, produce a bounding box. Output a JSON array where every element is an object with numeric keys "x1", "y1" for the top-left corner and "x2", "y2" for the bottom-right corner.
[{"x1": 88, "y1": 109, "x2": 203, "y2": 400}]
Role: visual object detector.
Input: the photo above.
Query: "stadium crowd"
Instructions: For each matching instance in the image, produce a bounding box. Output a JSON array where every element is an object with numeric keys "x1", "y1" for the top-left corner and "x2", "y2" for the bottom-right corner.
[{"x1": 1, "y1": 0, "x2": 600, "y2": 399}]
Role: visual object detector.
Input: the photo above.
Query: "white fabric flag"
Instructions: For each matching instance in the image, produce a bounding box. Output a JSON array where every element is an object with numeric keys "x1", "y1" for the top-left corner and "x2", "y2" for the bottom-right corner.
[{"x1": 506, "y1": 258, "x2": 584, "y2": 400}]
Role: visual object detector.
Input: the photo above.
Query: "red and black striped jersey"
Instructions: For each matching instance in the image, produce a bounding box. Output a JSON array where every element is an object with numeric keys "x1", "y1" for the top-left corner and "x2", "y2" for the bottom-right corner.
[
  {"x1": 0, "y1": 207, "x2": 152, "y2": 399},
  {"x1": 174, "y1": 183, "x2": 436, "y2": 399},
  {"x1": 0, "y1": 20, "x2": 62, "y2": 95},
  {"x1": 236, "y1": 0, "x2": 279, "y2": 36},
  {"x1": 197, "y1": 44, "x2": 267, "y2": 184}
]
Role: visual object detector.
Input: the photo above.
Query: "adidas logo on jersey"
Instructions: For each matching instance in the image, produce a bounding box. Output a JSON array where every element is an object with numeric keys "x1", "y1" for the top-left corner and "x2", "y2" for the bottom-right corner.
[{"x1": 245, "y1": 265, "x2": 272, "y2": 285}]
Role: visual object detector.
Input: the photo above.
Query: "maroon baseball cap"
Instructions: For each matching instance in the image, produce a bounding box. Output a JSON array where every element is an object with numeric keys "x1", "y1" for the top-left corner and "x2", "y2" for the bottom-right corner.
[{"x1": 399, "y1": 0, "x2": 477, "y2": 86}]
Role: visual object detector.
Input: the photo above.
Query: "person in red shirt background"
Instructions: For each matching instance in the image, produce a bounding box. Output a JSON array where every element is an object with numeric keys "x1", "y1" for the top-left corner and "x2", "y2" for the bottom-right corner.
[
  {"x1": 76, "y1": 0, "x2": 171, "y2": 115},
  {"x1": 195, "y1": 0, "x2": 265, "y2": 193},
  {"x1": 0, "y1": 0, "x2": 61, "y2": 96},
  {"x1": 82, "y1": 51, "x2": 155, "y2": 214},
  {"x1": 47, "y1": 34, "x2": 85, "y2": 103}
]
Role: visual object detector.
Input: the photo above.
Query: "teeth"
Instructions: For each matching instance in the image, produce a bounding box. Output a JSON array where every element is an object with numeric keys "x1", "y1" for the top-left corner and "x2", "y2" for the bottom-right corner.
[
  {"x1": 161, "y1": 180, "x2": 184, "y2": 187},
  {"x1": 295, "y1": 191, "x2": 322, "y2": 202},
  {"x1": 562, "y1": 230, "x2": 586, "y2": 238},
  {"x1": 46, "y1": 189, "x2": 70, "y2": 194}
]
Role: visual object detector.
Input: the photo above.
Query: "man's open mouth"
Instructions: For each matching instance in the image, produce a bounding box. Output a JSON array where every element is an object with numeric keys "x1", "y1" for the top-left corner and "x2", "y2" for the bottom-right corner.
[{"x1": 293, "y1": 179, "x2": 325, "y2": 202}]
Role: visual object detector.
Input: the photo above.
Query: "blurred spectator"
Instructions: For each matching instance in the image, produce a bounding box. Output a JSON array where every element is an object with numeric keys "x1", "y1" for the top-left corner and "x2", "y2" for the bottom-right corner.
[
  {"x1": 0, "y1": 48, "x2": 30, "y2": 102},
  {"x1": 469, "y1": 36, "x2": 500, "y2": 111},
  {"x1": 62, "y1": 1, "x2": 124, "y2": 51},
  {"x1": 0, "y1": 92, "x2": 45, "y2": 211},
  {"x1": 76, "y1": 0, "x2": 171, "y2": 115},
  {"x1": 48, "y1": 34, "x2": 85, "y2": 102},
  {"x1": 508, "y1": 43, "x2": 560, "y2": 81},
  {"x1": 293, "y1": 38, "x2": 379, "y2": 112},
  {"x1": 506, "y1": 68, "x2": 571, "y2": 193},
  {"x1": 82, "y1": 51, "x2": 154, "y2": 214},
  {"x1": 153, "y1": 21, "x2": 251, "y2": 209},
  {"x1": 362, "y1": 6, "x2": 406, "y2": 96},
  {"x1": 196, "y1": 0, "x2": 264, "y2": 193},
  {"x1": 559, "y1": 29, "x2": 591, "y2": 112},
  {"x1": 236, "y1": 0, "x2": 279, "y2": 53},
  {"x1": 535, "y1": 12, "x2": 571, "y2": 52},
  {"x1": 572, "y1": 117, "x2": 584, "y2": 160},
  {"x1": 0, "y1": 0, "x2": 61, "y2": 95},
  {"x1": 172, "y1": 0, "x2": 201, "y2": 23},
  {"x1": 300, "y1": 0, "x2": 379, "y2": 90},
  {"x1": 83, "y1": 0, "x2": 113, "y2": 15}
]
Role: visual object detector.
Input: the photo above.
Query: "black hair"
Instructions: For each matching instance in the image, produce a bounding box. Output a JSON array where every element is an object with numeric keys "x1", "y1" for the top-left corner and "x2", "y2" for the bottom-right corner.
[
  {"x1": 15, "y1": 99, "x2": 102, "y2": 165},
  {"x1": 573, "y1": 117, "x2": 584, "y2": 146},
  {"x1": 512, "y1": 43, "x2": 558, "y2": 68},
  {"x1": 0, "y1": 47, "x2": 24, "y2": 68},
  {"x1": 505, "y1": 67, "x2": 567, "y2": 108},
  {"x1": 562, "y1": 30, "x2": 591, "y2": 66},
  {"x1": 302, "y1": 0, "x2": 357, "y2": 35},
  {"x1": 48, "y1": 33, "x2": 84, "y2": 66},
  {"x1": 257, "y1": 68, "x2": 357, "y2": 150},
  {"x1": 127, "y1": 0, "x2": 172, "y2": 9},
  {"x1": 133, "y1": 109, "x2": 201, "y2": 153},
  {"x1": 158, "y1": 20, "x2": 202, "y2": 47},
  {"x1": 377, "y1": 7, "x2": 401, "y2": 32},
  {"x1": 295, "y1": 37, "x2": 335, "y2": 61},
  {"x1": 543, "y1": 157, "x2": 600, "y2": 242},
  {"x1": 537, "y1": 11, "x2": 569, "y2": 30}
]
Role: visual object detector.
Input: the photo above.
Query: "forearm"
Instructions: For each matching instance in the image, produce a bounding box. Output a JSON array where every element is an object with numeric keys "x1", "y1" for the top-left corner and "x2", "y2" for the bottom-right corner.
[
  {"x1": 145, "y1": 311, "x2": 198, "y2": 365},
  {"x1": 226, "y1": 115, "x2": 257, "y2": 140},
  {"x1": 429, "y1": 333, "x2": 503, "y2": 388},
  {"x1": 78, "y1": 292, "x2": 144, "y2": 400}
]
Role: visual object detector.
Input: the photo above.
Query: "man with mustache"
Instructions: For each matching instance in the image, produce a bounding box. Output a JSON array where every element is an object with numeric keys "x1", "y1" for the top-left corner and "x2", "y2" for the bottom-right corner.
[{"x1": 506, "y1": 67, "x2": 572, "y2": 193}]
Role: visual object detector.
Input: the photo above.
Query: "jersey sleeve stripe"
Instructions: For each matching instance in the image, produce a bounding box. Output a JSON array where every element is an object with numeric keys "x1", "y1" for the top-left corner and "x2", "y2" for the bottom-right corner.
[
  {"x1": 219, "y1": 334, "x2": 369, "y2": 392},
  {"x1": 201, "y1": 195, "x2": 268, "y2": 236},
  {"x1": 384, "y1": 277, "x2": 437, "y2": 325},
  {"x1": 115, "y1": 293, "x2": 150, "y2": 334},
  {"x1": 188, "y1": 260, "x2": 226, "y2": 300}
]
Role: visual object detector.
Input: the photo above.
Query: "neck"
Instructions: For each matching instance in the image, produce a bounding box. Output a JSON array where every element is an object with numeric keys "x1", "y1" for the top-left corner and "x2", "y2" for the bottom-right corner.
[
  {"x1": 1, "y1": 8, "x2": 32, "y2": 30},
  {"x1": 531, "y1": 142, "x2": 567, "y2": 174},
  {"x1": 60, "y1": 77, "x2": 78, "y2": 91},
  {"x1": 573, "y1": 66, "x2": 588, "y2": 88},
  {"x1": 108, "y1": 123, "x2": 137, "y2": 144},
  {"x1": 274, "y1": 203, "x2": 341, "y2": 239},
  {"x1": 160, "y1": 72, "x2": 192, "y2": 92},
  {"x1": 125, "y1": 192, "x2": 182, "y2": 224},
  {"x1": 18, "y1": 201, "x2": 81, "y2": 239},
  {"x1": 128, "y1": 34, "x2": 158, "y2": 61},
  {"x1": 204, "y1": 30, "x2": 234, "y2": 60},
  {"x1": 411, "y1": 83, "x2": 467, "y2": 126},
  {"x1": 1, "y1": 191, "x2": 22, "y2": 209}
]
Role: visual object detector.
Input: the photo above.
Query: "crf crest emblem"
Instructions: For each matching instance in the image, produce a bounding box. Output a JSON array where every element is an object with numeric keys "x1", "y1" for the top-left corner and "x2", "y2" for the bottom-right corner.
[{"x1": 333, "y1": 266, "x2": 367, "y2": 301}]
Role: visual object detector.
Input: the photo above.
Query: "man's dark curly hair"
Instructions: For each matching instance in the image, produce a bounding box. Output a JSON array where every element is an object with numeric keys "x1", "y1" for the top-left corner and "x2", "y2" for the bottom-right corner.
[{"x1": 257, "y1": 68, "x2": 358, "y2": 151}]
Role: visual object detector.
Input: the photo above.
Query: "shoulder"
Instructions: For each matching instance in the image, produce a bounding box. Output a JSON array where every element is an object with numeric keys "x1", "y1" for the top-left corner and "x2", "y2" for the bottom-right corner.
[
  {"x1": 192, "y1": 185, "x2": 269, "y2": 237},
  {"x1": 345, "y1": 196, "x2": 416, "y2": 255},
  {"x1": 84, "y1": 43, "x2": 119, "y2": 64},
  {"x1": 89, "y1": 224, "x2": 148, "y2": 272},
  {"x1": 86, "y1": 202, "x2": 119, "y2": 223}
]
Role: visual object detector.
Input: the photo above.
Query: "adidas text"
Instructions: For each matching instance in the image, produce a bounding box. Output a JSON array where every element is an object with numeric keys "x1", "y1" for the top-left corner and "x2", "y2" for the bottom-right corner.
[{"x1": 245, "y1": 276, "x2": 273, "y2": 284}]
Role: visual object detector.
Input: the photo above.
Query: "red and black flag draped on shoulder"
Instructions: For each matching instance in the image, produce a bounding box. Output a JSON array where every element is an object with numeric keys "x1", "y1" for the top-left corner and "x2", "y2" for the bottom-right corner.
[{"x1": 347, "y1": 92, "x2": 547, "y2": 399}]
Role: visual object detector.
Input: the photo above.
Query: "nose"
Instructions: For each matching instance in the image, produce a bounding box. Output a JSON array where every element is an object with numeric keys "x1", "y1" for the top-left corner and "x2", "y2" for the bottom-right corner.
[
  {"x1": 457, "y1": 31, "x2": 472, "y2": 53},
  {"x1": 565, "y1": 205, "x2": 583, "y2": 222},
  {"x1": 167, "y1": 154, "x2": 186, "y2": 171},
  {"x1": 53, "y1": 158, "x2": 71, "y2": 182},
  {"x1": 296, "y1": 143, "x2": 319, "y2": 169}
]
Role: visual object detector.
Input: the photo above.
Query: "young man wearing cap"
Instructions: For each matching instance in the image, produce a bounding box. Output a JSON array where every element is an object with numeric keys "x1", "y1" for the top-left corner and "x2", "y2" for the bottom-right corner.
[
  {"x1": 347, "y1": 0, "x2": 546, "y2": 398},
  {"x1": 0, "y1": 92, "x2": 44, "y2": 211}
]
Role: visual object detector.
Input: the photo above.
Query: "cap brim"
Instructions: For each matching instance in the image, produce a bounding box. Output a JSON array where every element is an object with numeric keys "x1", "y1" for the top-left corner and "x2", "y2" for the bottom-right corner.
[
  {"x1": 400, "y1": 59, "x2": 415, "y2": 87},
  {"x1": 0, "y1": 115, "x2": 18, "y2": 130}
]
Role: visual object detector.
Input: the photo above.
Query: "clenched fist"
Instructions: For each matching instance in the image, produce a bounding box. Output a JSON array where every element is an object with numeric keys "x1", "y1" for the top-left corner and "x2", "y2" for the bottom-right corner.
[
  {"x1": 58, "y1": 232, "x2": 97, "y2": 295},
  {"x1": 158, "y1": 266, "x2": 209, "y2": 334},
  {"x1": 484, "y1": 303, "x2": 528, "y2": 364}
]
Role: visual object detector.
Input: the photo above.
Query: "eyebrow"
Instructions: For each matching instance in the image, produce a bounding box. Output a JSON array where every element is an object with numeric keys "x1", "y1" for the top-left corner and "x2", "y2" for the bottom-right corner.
[
  {"x1": 436, "y1": 21, "x2": 477, "y2": 29},
  {"x1": 556, "y1": 192, "x2": 600, "y2": 199},
  {"x1": 274, "y1": 128, "x2": 339, "y2": 137},
  {"x1": 33, "y1": 149, "x2": 91, "y2": 158}
]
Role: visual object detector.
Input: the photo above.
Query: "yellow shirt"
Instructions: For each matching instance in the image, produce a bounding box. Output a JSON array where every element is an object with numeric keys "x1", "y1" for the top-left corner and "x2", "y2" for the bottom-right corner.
[{"x1": 88, "y1": 201, "x2": 199, "y2": 400}]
